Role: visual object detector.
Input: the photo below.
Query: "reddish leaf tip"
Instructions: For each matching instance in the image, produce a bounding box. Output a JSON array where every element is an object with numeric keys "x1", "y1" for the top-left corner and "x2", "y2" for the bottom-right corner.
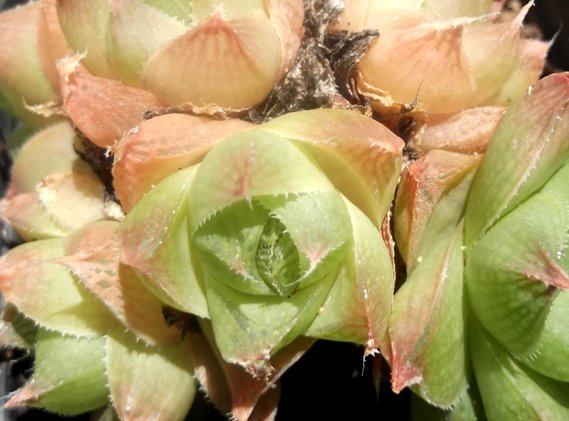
[
  {"x1": 390, "y1": 348, "x2": 422, "y2": 393},
  {"x1": 522, "y1": 247, "x2": 569, "y2": 291}
]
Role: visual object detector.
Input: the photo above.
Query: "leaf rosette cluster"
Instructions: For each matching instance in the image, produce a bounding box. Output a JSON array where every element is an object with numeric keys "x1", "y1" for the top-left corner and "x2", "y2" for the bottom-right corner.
[{"x1": 119, "y1": 109, "x2": 403, "y2": 375}]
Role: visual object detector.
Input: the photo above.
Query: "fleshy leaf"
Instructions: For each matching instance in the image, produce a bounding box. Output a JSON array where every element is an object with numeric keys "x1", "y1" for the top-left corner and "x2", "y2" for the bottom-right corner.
[
  {"x1": 5, "y1": 328, "x2": 108, "y2": 415},
  {"x1": 461, "y1": 3, "x2": 530, "y2": 105},
  {"x1": 193, "y1": 192, "x2": 351, "y2": 370},
  {"x1": 187, "y1": 319, "x2": 312, "y2": 421},
  {"x1": 142, "y1": 12, "x2": 281, "y2": 108},
  {"x1": 2, "y1": 191, "x2": 69, "y2": 240},
  {"x1": 187, "y1": 130, "x2": 335, "y2": 230},
  {"x1": 394, "y1": 150, "x2": 479, "y2": 267},
  {"x1": 60, "y1": 220, "x2": 182, "y2": 346},
  {"x1": 388, "y1": 224, "x2": 467, "y2": 407},
  {"x1": 112, "y1": 113, "x2": 253, "y2": 211},
  {"x1": 421, "y1": 0, "x2": 493, "y2": 19},
  {"x1": 0, "y1": 238, "x2": 115, "y2": 337},
  {"x1": 409, "y1": 106, "x2": 505, "y2": 156},
  {"x1": 55, "y1": 0, "x2": 118, "y2": 80},
  {"x1": 356, "y1": 11, "x2": 476, "y2": 114},
  {"x1": 191, "y1": 0, "x2": 268, "y2": 22},
  {"x1": 37, "y1": 168, "x2": 120, "y2": 231},
  {"x1": 106, "y1": 0, "x2": 186, "y2": 85},
  {"x1": 465, "y1": 72, "x2": 569, "y2": 244},
  {"x1": 470, "y1": 320, "x2": 569, "y2": 420},
  {"x1": 37, "y1": 0, "x2": 73, "y2": 90},
  {"x1": 7, "y1": 121, "x2": 81, "y2": 197},
  {"x1": 466, "y1": 161, "x2": 569, "y2": 381},
  {"x1": 488, "y1": 37, "x2": 549, "y2": 106},
  {"x1": 410, "y1": 387, "x2": 484, "y2": 421},
  {"x1": 305, "y1": 197, "x2": 394, "y2": 354},
  {"x1": 58, "y1": 56, "x2": 161, "y2": 148},
  {"x1": 106, "y1": 327, "x2": 196, "y2": 421},
  {"x1": 140, "y1": 0, "x2": 193, "y2": 24},
  {"x1": 0, "y1": 304, "x2": 37, "y2": 350},
  {"x1": 255, "y1": 214, "x2": 301, "y2": 297},
  {"x1": 0, "y1": 1, "x2": 59, "y2": 126},
  {"x1": 260, "y1": 109, "x2": 404, "y2": 227},
  {"x1": 120, "y1": 165, "x2": 209, "y2": 317}
]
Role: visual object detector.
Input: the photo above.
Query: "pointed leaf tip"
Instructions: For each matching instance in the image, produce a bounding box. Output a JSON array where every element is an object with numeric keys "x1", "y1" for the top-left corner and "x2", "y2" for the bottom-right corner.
[
  {"x1": 390, "y1": 354, "x2": 422, "y2": 394},
  {"x1": 522, "y1": 247, "x2": 569, "y2": 291}
]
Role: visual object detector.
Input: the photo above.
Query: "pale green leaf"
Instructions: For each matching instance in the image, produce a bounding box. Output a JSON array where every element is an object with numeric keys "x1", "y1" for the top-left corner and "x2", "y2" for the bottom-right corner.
[
  {"x1": 6, "y1": 329, "x2": 108, "y2": 415},
  {"x1": 106, "y1": 327, "x2": 196, "y2": 421},
  {"x1": 120, "y1": 165, "x2": 208, "y2": 317}
]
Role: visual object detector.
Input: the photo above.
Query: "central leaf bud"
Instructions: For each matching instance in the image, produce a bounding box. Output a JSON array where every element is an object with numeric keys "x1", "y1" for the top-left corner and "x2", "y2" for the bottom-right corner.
[{"x1": 255, "y1": 214, "x2": 301, "y2": 297}]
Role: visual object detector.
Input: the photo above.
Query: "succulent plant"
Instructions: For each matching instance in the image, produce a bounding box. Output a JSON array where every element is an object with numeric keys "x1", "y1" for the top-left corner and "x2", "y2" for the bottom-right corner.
[
  {"x1": 331, "y1": 0, "x2": 548, "y2": 115},
  {"x1": 0, "y1": 0, "x2": 567, "y2": 420}
]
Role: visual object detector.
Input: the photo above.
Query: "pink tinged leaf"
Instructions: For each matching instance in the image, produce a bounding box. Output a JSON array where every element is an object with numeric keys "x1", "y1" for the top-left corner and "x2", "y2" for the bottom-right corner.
[
  {"x1": 305, "y1": 198, "x2": 395, "y2": 354},
  {"x1": 37, "y1": 0, "x2": 73, "y2": 91},
  {"x1": 465, "y1": 72, "x2": 569, "y2": 245},
  {"x1": 37, "y1": 168, "x2": 121, "y2": 231},
  {"x1": 112, "y1": 113, "x2": 254, "y2": 211},
  {"x1": 388, "y1": 225, "x2": 467, "y2": 407},
  {"x1": 119, "y1": 165, "x2": 209, "y2": 317},
  {"x1": 521, "y1": 247, "x2": 569, "y2": 291},
  {"x1": 490, "y1": 0, "x2": 507, "y2": 14},
  {"x1": 409, "y1": 106, "x2": 505, "y2": 156},
  {"x1": 394, "y1": 151, "x2": 479, "y2": 266},
  {"x1": 105, "y1": 0, "x2": 187, "y2": 85},
  {"x1": 106, "y1": 328, "x2": 196, "y2": 421},
  {"x1": 58, "y1": 56, "x2": 162, "y2": 148},
  {"x1": 142, "y1": 12, "x2": 281, "y2": 109},
  {"x1": 461, "y1": 2, "x2": 533, "y2": 105},
  {"x1": 5, "y1": 329, "x2": 109, "y2": 416},
  {"x1": 489, "y1": 38, "x2": 549, "y2": 106},
  {"x1": 55, "y1": 0, "x2": 119, "y2": 80},
  {"x1": 59, "y1": 220, "x2": 182, "y2": 346},
  {"x1": 187, "y1": 320, "x2": 312, "y2": 421},
  {"x1": 355, "y1": 12, "x2": 477, "y2": 114},
  {"x1": 0, "y1": 323, "x2": 27, "y2": 349},
  {"x1": 0, "y1": 1, "x2": 59, "y2": 126},
  {"x1": 7, "y1": 120, "x2": 80, "y2": 198},
  {"x1": 0, "y1": 238, "x2": 115, "y2": 336},
  {"x1": 466, "y1": 161, "x2": 569, "y2": 380},
  {"x1": 3, "y1": 133, "x2": 120, "y2": 241},
  {"x1": 266, "y1": 0, "x2": 304, "y2": 74},
  {"x1": 188, "y1": 131, "x2": 336, "y2": 229},
  {"x1": 2, "y1": 192, "x2": 69, "y2": 240},
  {"x1": 260, "y1": 109, "x2": 405, "y2": 227},
  {"x1": 421, "y1": 0, "x2": 494, "y2": 19}
]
